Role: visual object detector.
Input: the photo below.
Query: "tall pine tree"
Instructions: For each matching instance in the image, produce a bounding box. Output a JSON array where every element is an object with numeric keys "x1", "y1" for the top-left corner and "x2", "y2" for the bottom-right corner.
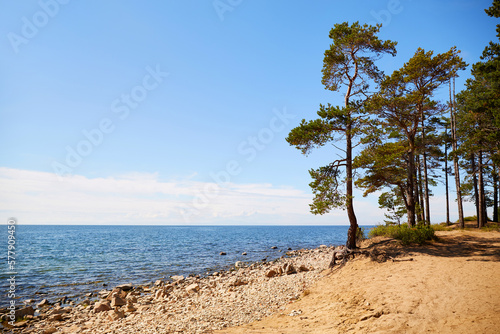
[{"x1": 286, "y1": 22, "x2": 396, "y2": 249}]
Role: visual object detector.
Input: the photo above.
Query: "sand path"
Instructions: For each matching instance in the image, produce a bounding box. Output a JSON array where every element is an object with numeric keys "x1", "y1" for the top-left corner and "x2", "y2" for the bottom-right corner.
[{"x1": 216, "y1": 230, "x2": 500, "y2": 334}]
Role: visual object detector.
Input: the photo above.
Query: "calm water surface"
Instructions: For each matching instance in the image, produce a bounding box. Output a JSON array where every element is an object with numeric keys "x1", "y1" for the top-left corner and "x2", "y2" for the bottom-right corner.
[{"x1": 0, "y1": 225, "x2": 370, "y2": 307}]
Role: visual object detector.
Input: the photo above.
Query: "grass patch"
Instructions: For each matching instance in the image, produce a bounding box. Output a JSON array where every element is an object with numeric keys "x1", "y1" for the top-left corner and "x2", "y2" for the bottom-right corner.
[
  {"x1": 461, "y1": 215, "x2": 493, "y2": 222},
  {"x1": 480, "y1": 222, "x2": 500, "y2": 232},
  {"x1": 369, "y1": 224, "x2": 436, "y2": 245},
  {"x1": 431, "y1": 223, "x2": 453, "y2": 231}
]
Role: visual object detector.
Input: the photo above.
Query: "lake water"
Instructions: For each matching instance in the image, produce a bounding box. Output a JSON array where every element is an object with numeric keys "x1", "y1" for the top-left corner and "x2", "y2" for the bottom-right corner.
[{"x1": 0, "y1": 225, "x2": 368, "y2": 308}]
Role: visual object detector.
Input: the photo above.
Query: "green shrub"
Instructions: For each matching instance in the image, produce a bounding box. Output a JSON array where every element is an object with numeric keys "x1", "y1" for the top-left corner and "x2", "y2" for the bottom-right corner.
[
  {"x1": 369, "y1": 224, "x2": 399, "y2": 238},
  {"x1": 356, "y1": 227, "x2": 366, "y2": 243},
  {"x1": 368, "y1": 224, "x2": 435, "y2": 245},
  {"x1": 463, "y1": 215, "x2": 477, "y2": 221}
]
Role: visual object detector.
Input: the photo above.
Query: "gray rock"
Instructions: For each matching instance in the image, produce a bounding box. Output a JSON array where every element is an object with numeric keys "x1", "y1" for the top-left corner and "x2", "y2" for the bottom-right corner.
[
  {"x1": 186, "y1": 283, "x2": 200, "y2": 294},
  {"x1": 171, "y1": 275, "x2": 184, "y2": 282},
  {"x1": 155, "y1": 289, "x2": 167, "y2": 299},
  {"x1": 283, "y1": 263, "x2": 297, "y2": 275},
  {"x1": 93, "y1": 301, "x2": 112, "y2": 313},
  {"x1": 266, "y1": 269, "x2": 278, "y2": 278},
  {"x1": 298, "y1": 265, "x2": 310, "y2": 272},
  {"x1": 15, "y1": 306, "x2": 34, "y2": 320},
  {"x1": 37, "y1": 299, "x2": 50, "y2": 308},
  {"x1": 80, "y1": 298, "x2": 90, "y2": 305},
  {"x1": 42, "y1": 327, "x2": 57, "y2": 334},
  {"x1": 47, "y1": 307, "x2": 70, "y2": 315},
  {"x1": 48, "y1": 313, "x2": 63, "y2": 322},
  {"x1": 107, "y1": 309, "x2": 125, "y2": 321},
  {"x1": 229, "y1": 278, "x2": 248, "y2": 286},
  {"x1": 125, "y1": 303, "x2": 137, "y2": 313},
  {"x1": 116, "y1": 283, "x2": 133, "y2": 291},
  {"x1": 106, "y1": 288, "x2": 127, "y2": 300},
  {"x1": 110, "y1": 296, "x2": 126, "y2": 307},
  {"x1": 126, "y1": 294, "x2": 138, "y2": 303},
  {"x1": 98, "y1": 290, "x2": 110, "y2": 299},
  {"x1": 235, "y1": 261, "x2": 244, "y2": 268}
]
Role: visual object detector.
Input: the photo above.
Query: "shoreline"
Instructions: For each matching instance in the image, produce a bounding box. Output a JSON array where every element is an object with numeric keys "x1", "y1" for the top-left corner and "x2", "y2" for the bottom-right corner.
[
  {"x1": 0, "y1": 225, "x2": 353, "y2": 310},
  {"x1": 0, "y1": 242, "x2": 334, "y2": 309},
  {"x1": 1, "y1": 245, "x2": 336, "y2": 333}
]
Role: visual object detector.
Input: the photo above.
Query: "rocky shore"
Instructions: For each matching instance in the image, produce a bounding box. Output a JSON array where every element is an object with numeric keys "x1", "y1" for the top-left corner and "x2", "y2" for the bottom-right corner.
[{"x1": 1, "y1": 245, "x2": 335, "y2": 334}]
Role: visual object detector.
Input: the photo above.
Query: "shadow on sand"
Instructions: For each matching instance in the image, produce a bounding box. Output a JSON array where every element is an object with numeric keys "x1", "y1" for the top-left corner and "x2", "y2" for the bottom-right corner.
[{"x1": 362, "y1": 229, "x2": 500, "y2": 263}]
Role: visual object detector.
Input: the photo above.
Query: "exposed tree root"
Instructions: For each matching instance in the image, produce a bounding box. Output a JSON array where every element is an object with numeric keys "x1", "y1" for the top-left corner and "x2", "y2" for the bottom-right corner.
[{"x1": 329, "y1": 246, "x2": 412, "y2": 268}]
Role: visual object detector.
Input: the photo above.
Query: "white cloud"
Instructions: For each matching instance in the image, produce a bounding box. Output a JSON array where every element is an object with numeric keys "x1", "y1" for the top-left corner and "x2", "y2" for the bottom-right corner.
[
  {"x1": 0, "y1": 168, "x2": 478, "y2": 226},
  {"x1": 0, "y1": 168, "x2": 327, "y2": 225}
]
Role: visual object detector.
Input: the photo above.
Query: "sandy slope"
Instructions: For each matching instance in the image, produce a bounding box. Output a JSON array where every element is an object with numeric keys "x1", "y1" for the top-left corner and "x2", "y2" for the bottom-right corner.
[{"x1": 216, "y1": 230, "x2": 500, "y2": 334}]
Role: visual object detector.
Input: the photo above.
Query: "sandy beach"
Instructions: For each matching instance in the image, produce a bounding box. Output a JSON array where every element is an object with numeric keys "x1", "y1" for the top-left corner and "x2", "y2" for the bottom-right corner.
[
  {"x1": 3, "y1": 228, "x2": 499, "y2": 334},
  {"x1": 218, "y1": 229, "x2": 500, "y2": 334}
]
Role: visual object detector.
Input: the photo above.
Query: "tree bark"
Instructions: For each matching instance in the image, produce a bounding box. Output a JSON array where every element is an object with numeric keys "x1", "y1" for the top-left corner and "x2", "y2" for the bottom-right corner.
[
  {"x1": 421, "y1": 113, "x2": 431, "y2": 225},
  {"x1": 445, "y1": 127, "x2": 450, "y2": 225},
  {"x1": 478, "y1": 150, "x2": 487, "y2": 228},
  {"x1": 406, "y1": 149, "x2": 416, "y2": 227},
  {"x1": 471, "y1": 154, "x2": 480, "y2": 226},
  {"x1": 345, "y1": 116, "x2": 358, "y2": 249},
  {"x1": 450, "y1": 78, "x2": 464, "y2": 228},
  {"x1": 344, "y1": 64, "x2": 358, "y2": 249},
  {"x1": 494, "y1": 166, "x2": 499, "y2": 223},
  {"x1": 417, "y1": 155, "x2": 426, "y2": 223}
]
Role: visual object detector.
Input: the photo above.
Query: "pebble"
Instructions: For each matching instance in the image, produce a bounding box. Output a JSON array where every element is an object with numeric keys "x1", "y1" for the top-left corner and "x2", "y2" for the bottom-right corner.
[{"x1": 37, "y1": 299, "x2": 50, "y2": 307}]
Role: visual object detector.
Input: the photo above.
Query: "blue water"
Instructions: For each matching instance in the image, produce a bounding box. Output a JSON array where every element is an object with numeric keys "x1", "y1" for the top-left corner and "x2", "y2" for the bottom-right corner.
[{"x1": 0, "y1": 225, "x2": 363, "y2": 308}]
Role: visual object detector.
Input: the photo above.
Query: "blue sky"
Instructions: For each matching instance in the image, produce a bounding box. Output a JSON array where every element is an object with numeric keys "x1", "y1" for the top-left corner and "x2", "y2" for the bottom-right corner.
[{"x1": 0, "y1": 0, "x2": 496, "y2": 225}]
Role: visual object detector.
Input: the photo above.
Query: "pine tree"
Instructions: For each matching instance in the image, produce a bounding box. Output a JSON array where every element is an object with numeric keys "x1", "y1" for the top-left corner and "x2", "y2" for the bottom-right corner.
[
  {"x1": 455, "y1": 0, "x2": 500, "y2": 227},
  {"x1": 356, "y1": 48, "x2": 465, "y2": 226},
  {"x1": 286, "y1": 22, "x2": 396, "y2": 249}
]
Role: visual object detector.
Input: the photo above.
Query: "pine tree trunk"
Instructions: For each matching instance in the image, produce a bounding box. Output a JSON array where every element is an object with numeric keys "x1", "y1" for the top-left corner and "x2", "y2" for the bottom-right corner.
[
  {"x1": 345, "y1": 118, "x2": 358, "y2": 249},
  {"x1": 494, "y1": 166, "x2": 499, "y2": 223},
  {"x1": 407, "y1": 149, "x2": 417, "y2": 227},
  {"x1": 417, "y1": 155, "x2": 426, "y2": 223},
  {"x1": 450, "y1": 78, "x2": 464, "y2": 228},
  {"x1": 472, "y1": 154, "x2": 480, "y2": 226},
  {"x1": 421, "y1": 114, "x2": 431, "y2": 225},
  {"x1": 478, "y1": 150, "x2": 487, "y2": 228},
  {"x1": 414, "y1": 156, "x2": 420, "y2": 225},
  {"x1": 423, "y1": 152, "x2": 431, "y2": 225},
  {"x1": 445, "y1": 128, "x2": 450, "y2": 225}
]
